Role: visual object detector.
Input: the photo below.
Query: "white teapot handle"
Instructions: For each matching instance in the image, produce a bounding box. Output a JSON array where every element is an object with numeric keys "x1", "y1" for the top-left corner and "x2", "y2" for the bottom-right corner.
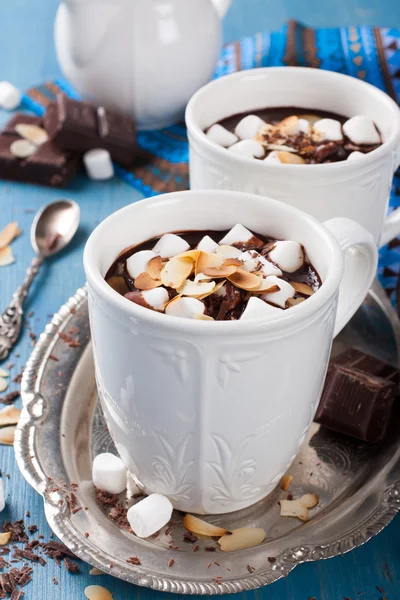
[{"x1": 211, "y1": 0, "x2": 232, "y2": 18}]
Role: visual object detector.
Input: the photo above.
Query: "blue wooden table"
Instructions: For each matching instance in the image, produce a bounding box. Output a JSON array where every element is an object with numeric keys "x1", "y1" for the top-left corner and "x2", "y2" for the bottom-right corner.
[{"x1": 1, "y1": 1, "x2": 400, "y2": 598}]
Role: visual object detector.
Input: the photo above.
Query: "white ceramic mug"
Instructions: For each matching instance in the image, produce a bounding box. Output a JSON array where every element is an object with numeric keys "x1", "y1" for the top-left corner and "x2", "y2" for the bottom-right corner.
[
  {"x1": 186, "y1": 67, "x2": 400, "y2": 247},
  {"x1": 84, "y1": 190, "x2": 377, "y2": 514}
]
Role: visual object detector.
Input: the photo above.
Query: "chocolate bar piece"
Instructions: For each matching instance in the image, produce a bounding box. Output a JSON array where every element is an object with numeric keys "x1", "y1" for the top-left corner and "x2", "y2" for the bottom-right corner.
[
  {"x1": 315, "y1": 349, "x2": 399, "y2": 443},
  {"x1": 44, "y1": 95, "x2": 137, "y2": 167},
  {"x1": 0, "y1": 114, "x2": 79, "y2": 188}
]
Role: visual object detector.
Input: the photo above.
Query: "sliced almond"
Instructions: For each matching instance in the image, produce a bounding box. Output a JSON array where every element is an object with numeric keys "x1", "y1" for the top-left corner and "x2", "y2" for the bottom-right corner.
[
  {"x1": 279, "y1": 475, "x2": 293, "y2": 491},
  {"x1": 227, "y1": 269, "x2": 261, "y2": 291},
  {"x1": 290, "y1": 282, "x2": 315, "y2": 296},
  {"x1": 0, "y1": 532, "x2": 11, "y2": 546},
  {"x1": 134, "y1": 272, "x2": 162, "y2": 291},
  {"x1": 0, "y1": 406, "x2": 21, "y2": 427},
  {"x1": 279, "y1": 499, "x2": 309, "y2": 522},
  {"x1": 298, "y1": 114, "x2": 321, "y2": 125},
  {"x1": 218, "y1": 527, "x2": 266, "y2": 552},
  {"x1": 0, "y1": 246, "x2": 15, "y2": 267},
  {"x1": 0, "y1": 222, "x2": 20, "y2": 249},
  {"x1": 196, "y1": 252, "x2": 238, "y2": 278},
  {"x1": 89, "y1": 567, "x2": 106, "y2": 576},
  {"x1": 266, "y1": 144, "x2": 299, "y2": 153},
  {"x1": 161, "y1": 256, "x2": 194, "y2": 289},
  {"x1": 183, "y1": 514, "x2": 227, "y2": 537},
  {"x1": 278, "y1": 115, "x2": 299, "y2": 134},
  {"x1": 300, "y1": 493, "x2": 319, "y2": 509},
  {"x1": 177, "y1": 280, "x2": 215, "y2": 298},
  {"x1": 0, "y1": 378, "x2": 8, "y2": 393},
  {"x1": 277, "y1": 151, "x2": 305, "y2": 165},
  {"x1": 216, "y1": 245, "x2": 242, "y2": 259},
  {"x1": 251, "y1": 275, "x2": 281, "y2": 294},
  {"x1": 10, "y1": 139, "x2": 36, "y2": 158},
  {"x1": 84, "y1": 585, "x2": 113, "y2": 600},
  {"x1": 177, "y1": 249, "x2": 201, "y2": 261},
  {"x1": 0, "y1": 426, "x2": 16, "y2": 446},
  {"x1": 194, "y1": 272, "x2": 213, "y2": 283},
  {"x1": 287, "y1": 297, "x2": 305, "y2": 307},
  {"x1": 194, "y1": 313, "x2": 214, "y2": 321},
  {"x1": 197, "y1": 279, "x2": 226, "y2": 300},
  {"x1": 0, "y1": 368, "x2": 9, "y2": 378},
  {"x1": 147, "y1": 255, "x2": 163, "y2": 280},
  {"x1": 15, "y1": 123, "x2": 49, "y2": 146},
  {"x1": 106, "y1": 276, "x2": 129, "y2": 296}
]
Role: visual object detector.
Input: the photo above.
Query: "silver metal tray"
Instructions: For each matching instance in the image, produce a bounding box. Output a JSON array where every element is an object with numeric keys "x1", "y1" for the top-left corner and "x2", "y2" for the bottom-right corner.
[{"x1": 14, "y1": 281, "x2": 400, "y2": 595}]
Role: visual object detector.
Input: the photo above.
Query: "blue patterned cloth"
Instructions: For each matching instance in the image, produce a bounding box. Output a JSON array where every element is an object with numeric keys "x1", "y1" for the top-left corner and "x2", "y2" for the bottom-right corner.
[{"x1": 22, "y1": 23, "x2": 400, "y2": 305}]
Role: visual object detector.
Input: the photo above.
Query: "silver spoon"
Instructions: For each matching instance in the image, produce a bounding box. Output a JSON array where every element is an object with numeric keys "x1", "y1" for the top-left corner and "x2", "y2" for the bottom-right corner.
[{"x1": 0, "y1": 200, "x2": 80, "y2": 361}]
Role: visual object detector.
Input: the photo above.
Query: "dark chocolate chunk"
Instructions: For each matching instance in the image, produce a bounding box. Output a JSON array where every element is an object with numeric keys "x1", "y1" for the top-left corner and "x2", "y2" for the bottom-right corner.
[
  {"x1": 0, "y1": 116, "x2": 79, "y2": 188},
  {"x1": 44, "y1": 95, "x2": 137, "y2": 167},
  {"x1": 315, "y1": 364, "x2": 397, "y2": 442},
  {"x1": 330, "y1": 348, "x2": 399, "y2": 385}
]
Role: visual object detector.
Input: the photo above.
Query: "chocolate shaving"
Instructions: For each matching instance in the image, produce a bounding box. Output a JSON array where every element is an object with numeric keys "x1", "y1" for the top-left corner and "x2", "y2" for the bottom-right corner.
[
  {"x1": 0, "y1": 392, "x2": 20, "y2": 406},
  {"x1": 64, "y1": 557, "x2": 80, "y2": 573},
  {"x1": 27, "y1": 526, "x2": 37, "y2": 535},
  {"x1": 95, "y1": 489, "x2": 120, "y2": 509},
  {"x1": 13, "y1": 548, "x2": 46, "y2": 566},
  {"x1": 168, "y1": 558, "x2": 175, "y2": 568},
  {"x1": 2, "y1": 522, "x2": 28, "y2": 544},
  {"x1": 183, "y1": 531, "x2": 198, "y2": 544},
  {"x1": 127, "y1": 556, "x2": 141, "y2": 565}
]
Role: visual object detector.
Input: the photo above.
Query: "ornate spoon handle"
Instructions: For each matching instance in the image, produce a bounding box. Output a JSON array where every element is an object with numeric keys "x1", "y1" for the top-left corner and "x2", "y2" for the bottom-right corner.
[{"x1": 0, "y1": 256, "x2": 44, "y2": 361}]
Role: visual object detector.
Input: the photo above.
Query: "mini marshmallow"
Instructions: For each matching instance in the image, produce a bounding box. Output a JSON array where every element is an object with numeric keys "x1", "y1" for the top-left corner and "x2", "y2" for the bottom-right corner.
[
  {"x1": 92, "y1": 453, "x2": 127, "y2": 495},
  {"x1": 239, "y1": 250, "x2": 262, "y2": 272},
  {"x1": 0, "y1": 479, "x2": 5, "y2": 513},
  {"x1": 206, "y1": 124, "x2": 238, "y2": 147},
  {"x1": 268, "y1": 241, "x2": 304, "y2": 273},
  {"x1": 142, "y1": 288, "x2": 169, "y2": 311},
  {"x1": 228, "y1": 139, "x2": 265, "y2": 159},
  {"x1": 347, "y1": 151, "x2": 365, "y2": 162},
  {"x1": 126, "y1": 250, "x2": 157, "y2": 280},
  {"x1": 313, "y1": 119, "x2": 343, "y2": 142},
  {"x1": 342, "y1": 116, "x2": 381, "y2": 145},
  {"x1": 153, "y1": 234, "x2": 190, "y2": 259},
  {"x1": 0, "y1": 82, "x2": 21, "y2": 110},
  {"x1": 219, "y1": 224, "x2": 253, "y2": 246},
  {"x1": 298, "y1": 118, "x2": 311, "y2": 134},
  {"x1": 259, "y1": 259, "x2": 282, "y2": 277},
  {"x1": 261, "y1": 277, "x2": 296, "y2": 308},
  {"x1": 197, "y1": 235, "x2": 219, "y2": 254},
  {"x1": 234, "y1": 115, "x2": 267, "y2": 140},
  {"x1": 264, "y1": 151, "x2": 282, "y2": 164},
  {"x1": 165, "y1": 297, "x2": 205, "y2": 319},
  {"x1": 241, "y1": 296, "x2": 281, "y2": 320},
  {"x1": 127, "y1": 493, "x2": 173, "y2": 538},
  {"x1": 83, "y1": 149, "x2": 114, "y2": 180}
]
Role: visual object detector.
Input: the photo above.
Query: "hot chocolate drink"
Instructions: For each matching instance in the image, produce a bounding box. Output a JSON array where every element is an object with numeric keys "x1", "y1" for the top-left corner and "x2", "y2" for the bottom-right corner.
[
  {"x1": 105, "y1": 224, "x2": 321, "y2": 321},
  {"x1": 205, "y1": 107, "x2": 382, "y2": 164}
]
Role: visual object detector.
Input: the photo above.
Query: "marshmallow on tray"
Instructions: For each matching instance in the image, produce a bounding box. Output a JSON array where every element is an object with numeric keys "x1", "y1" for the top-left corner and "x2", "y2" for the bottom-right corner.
[
  {"x1": 241, "y1": 296, "x2": 281, "y2": 320},
  {"x1": 342, "y1": 116, "x2": 381, "y2": 145},
  {"x1": 0, "y1": 82, "x2": 21, "y2": 111},
  {"x1": 228, "y1": 139, "x2": 265, "y2": 159},
  {"x1": 153, "y1": 234, "x2": 190, "y2": 259},
  {"x1": 126, "y1": 250, "x2": 157, "y2": 280},
  {"x1": 267, "y1": 241, "x2": 304, "y2": 273},
  {"x1": 165, "y1": 297, "x2": 205, "y2": 319},
  {"x1": 313, "y1": 118, "x2": 343, "y2": 142},
  {"x1": 261, "y1": 277, "x2": 295, "y2": 308},
  {"x1": 92, "y1": 453, "x2": 127, "y2": 495},
  {"x1": 234, "y1": 115, "x2": 267, "y2": 140},
  {"x1": 0, "y1": 479, "x2": 5, "y2": 513},
  {"x1": 206, "y1": 124, "x2": 238, "y2": 147},
  {"x1": 83, "y1": 149, "x2": 114, "y2": 180},
  {"x1": 196, "y1": 235, "x2": 219, "y2": 254},
  {"x1": 127, "y1": 493, "x2": 173, "y2": 538}
]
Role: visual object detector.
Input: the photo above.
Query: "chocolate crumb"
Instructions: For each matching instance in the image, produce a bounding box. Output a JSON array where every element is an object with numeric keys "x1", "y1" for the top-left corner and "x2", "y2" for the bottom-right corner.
[
  {"x1": 84, "y1": 533, "x2": 89, "y2": 538},
  {"x1": 64, "y1": 557, "x2": 80, "y2": 573},
  {"x1": 168, "y1": 558, "x2": 175, "y2": 568},
  {"x1": 193, "y1": 545, "x2": 200, "y2": 553},
  {"x1": 205, "y1": 546, "x2": 216, "y2": 552},
  {"x1": 52, "y1": 577, "x2": 59, "y2": 585},
  {"x1": 214, "y1": 561, "x2": 220, "y2": 566},
  {"x1": 0, "y1": 391, "x2": 20, "y2": 405},
  {"x1": 25, "y1": 512, "x2": 30, "y2": 519},
  {"x1": 127, "y1": 556, "x2": 141, "y2": 565},
  {"x1": 286, "y1": 493, "x2": 293, "y2": 501},
  {"x1": 207, "y1": 562, "x2": 212, "y2": 569},
  {"x1": 27, "y1": 526, "x2": 37, "y2": 535},
  {"x1": 246, "y1": 564, "x2": 255, "y2": 573},
  {"x1": 49, "y1": 355, "x2": 59, "y2": 362},
  {"x1": 183, "y1": 531, "x2": 198, "y2": 544},
  {"x1": 3, "y1": 522, "x2": 28, "y2": 544},
  {"x1": 376, "y1": 586, "x2": 385, "y2": 593},
  {"x1": 267, "y1": 557, "x2": 276, "y2": 564}
]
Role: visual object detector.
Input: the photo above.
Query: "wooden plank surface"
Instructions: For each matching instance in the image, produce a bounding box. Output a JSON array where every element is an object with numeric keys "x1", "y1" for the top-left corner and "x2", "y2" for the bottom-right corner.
[{"x1": 1, "y1": 0, "x2": 400, "y2": 598}]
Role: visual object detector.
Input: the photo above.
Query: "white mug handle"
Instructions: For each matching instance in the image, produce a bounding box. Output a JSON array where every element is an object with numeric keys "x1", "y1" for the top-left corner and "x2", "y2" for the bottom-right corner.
[
  {"x1": 323, "y1": 218, "x2": 378, "y2": 337},
  {"x1": 380, "y1": 147, "x2": 400, "y2": 248}
]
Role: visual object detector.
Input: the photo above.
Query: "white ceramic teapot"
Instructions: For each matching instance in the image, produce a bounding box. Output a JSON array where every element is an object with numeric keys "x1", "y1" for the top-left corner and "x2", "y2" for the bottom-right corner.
[{"x1": 54, "y1": 0, "x2": 231, "y2": 130}]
